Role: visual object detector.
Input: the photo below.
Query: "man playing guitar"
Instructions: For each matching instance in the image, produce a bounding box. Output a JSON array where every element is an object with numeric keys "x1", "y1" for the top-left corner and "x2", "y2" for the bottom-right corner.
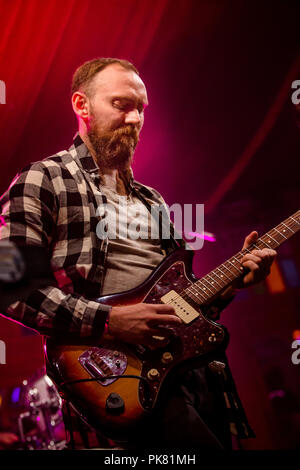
[{"x1": 0, "y1": 58, "x2": 277, "y2": 449}]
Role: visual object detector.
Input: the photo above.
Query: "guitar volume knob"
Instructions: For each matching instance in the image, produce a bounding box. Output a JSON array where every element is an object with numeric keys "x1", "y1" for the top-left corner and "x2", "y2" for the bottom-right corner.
[
  {"x1": 161, "y1": 352, "x2": 173, "y2": 364},
  {"x1": 147, "y1": 368, "x2": 160, "y2": 381}
]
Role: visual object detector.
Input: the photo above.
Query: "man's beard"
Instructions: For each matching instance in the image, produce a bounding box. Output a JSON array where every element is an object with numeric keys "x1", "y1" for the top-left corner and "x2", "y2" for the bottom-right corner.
[{"x1": 87, "y1": 120, "x2": 139, "y2": 170}]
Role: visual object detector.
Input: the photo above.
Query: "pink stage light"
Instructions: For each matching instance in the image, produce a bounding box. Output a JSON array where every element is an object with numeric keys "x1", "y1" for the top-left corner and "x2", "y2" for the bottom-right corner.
[
  {"x1": 0, "y1": 215, "x2": 7, "y2": 227},
  {"x1": 292, "y1": 329, "x2": 300, "y2": 341},
  {"x1": 268, "y1": 390, "x2": 285, "y2": 399},
  {"x1": 187, "y1": 231, "x2": 216, "y2": 242}
]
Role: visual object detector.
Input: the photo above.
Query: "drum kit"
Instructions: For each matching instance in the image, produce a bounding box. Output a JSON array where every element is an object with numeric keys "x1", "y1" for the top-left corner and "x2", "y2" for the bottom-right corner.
[
  {"x1": 0, "y1": 241, "x2": 67, "y2": 449},
  {"x1": 16, "y1": 369, "x2": 67, "y2": 450}
]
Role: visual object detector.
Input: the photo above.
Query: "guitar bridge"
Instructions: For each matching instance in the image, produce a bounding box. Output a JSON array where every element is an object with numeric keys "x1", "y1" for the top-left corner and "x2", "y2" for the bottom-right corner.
[{"x1": 78, "y1": 347, "x2": 127, "y2": 386}]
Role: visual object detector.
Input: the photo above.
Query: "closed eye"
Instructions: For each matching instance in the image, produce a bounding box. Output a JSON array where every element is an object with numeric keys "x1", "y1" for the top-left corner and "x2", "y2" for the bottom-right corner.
[{"x1": 112, "y1": 99, "x2": 147, "y2": 114}]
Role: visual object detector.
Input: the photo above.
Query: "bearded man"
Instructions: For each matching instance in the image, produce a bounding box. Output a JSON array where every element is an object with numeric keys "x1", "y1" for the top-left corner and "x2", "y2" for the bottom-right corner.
[{"x1": 0, "y1": 58, "x2": 276, "y2": 450}]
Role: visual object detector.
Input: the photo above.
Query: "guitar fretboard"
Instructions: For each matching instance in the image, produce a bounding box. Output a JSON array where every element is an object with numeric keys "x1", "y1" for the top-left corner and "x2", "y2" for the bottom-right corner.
[{"x1": 183, "y1": 210, "x2": 300, "y2": 306}]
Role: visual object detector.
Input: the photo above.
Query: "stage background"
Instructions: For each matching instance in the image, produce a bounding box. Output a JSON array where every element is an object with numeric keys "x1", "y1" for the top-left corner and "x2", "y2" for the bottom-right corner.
[{"x1": 0, "y1": 0, "x2": 300, "y2": 449}]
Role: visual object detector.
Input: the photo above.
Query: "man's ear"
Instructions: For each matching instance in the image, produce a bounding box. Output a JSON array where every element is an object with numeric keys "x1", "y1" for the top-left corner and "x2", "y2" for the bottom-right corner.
[{"x1": 71, "y1": 91, "x2": 89, "y2": 121}]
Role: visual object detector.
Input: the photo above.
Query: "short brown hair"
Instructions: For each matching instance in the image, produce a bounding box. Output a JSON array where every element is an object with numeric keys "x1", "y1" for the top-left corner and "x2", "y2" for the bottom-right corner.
[{"x1": 71, "y1": 57, "x2": 139, "y2": 97}]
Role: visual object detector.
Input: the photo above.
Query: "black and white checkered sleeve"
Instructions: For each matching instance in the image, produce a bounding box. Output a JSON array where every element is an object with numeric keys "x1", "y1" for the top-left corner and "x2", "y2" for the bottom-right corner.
[{"x1": 0, "y1": 164, "x2": 111, "y2": 339}]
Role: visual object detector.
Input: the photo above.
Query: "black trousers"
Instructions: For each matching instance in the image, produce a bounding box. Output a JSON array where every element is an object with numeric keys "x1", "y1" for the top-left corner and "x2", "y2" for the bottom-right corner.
[{"x1": 126, "y1": 365, "x2": 232, "y2": 450}]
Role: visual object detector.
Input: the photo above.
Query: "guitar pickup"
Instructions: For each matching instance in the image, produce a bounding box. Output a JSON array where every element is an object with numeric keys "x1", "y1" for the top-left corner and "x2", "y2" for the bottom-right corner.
[
  {"x1": 161, "y1": 290, "x2": 199, "y2": 324},
  {"x1": 79, "y1": 347, "x2": 127, "y2": 386}
]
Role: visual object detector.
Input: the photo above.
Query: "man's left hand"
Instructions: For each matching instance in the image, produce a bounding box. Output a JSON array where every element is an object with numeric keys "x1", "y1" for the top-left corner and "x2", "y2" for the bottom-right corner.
[{"x1": 238, "y1": 231, "x2": 277, "y2": 288}]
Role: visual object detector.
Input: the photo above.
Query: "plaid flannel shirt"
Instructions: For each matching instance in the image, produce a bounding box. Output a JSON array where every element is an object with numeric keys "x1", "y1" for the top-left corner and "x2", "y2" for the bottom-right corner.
[
  {"x1": 0, "y1": 133, "x2": 254, "y2": 441},
  {"x1": 0, "y1": 133, "x2": 186, "y2": 339}
]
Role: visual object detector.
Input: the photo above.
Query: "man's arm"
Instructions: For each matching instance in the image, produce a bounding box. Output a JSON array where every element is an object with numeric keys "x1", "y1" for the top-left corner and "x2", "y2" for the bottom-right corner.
[
  {"x1": 0, "y1": 164, "x2": 180, "y2": 343},
  {"x1": 0, "y1": 163, "x2": 111, "y2": 339}
]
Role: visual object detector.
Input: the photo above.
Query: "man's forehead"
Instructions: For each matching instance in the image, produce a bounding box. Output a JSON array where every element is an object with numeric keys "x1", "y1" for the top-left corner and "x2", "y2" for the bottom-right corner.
[{"x1": 92, "y1": 64, "x2": 147, "y2": 98}]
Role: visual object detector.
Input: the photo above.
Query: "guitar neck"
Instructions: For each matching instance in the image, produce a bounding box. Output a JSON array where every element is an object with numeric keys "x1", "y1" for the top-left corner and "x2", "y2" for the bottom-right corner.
[{"x1": 183, "y1": 210, "x2": 300, "y2": 306}]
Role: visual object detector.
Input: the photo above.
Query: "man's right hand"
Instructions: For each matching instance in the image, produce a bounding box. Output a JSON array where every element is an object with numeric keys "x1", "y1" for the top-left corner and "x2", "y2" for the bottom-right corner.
[{"x1": 107, "y1": 303, "x2": 182, "y2": 348}]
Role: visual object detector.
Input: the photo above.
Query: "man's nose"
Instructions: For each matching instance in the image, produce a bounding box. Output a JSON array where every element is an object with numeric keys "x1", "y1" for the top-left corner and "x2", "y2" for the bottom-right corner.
[{"x1": 124, "y1": 109, "x2": 142, "y2": 125}]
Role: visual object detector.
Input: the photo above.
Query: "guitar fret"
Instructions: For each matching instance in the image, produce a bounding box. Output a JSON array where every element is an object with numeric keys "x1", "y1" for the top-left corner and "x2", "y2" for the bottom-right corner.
[
  {"x1": 290, "y1": 216, "x2": 300, "y2": 226},
  {"x1": 226, "y1": 259, "x2": 243, "y2": 275},
  {"x1": 281, "y1": 222, "x2": 294, "y2": 234},
  {"x1": 184, "y1": 291, "x2": 203, "y2": 306},
  {"x1": 269, "y1": 228, "x2": 285, "y2": 243},
  {"x1": 210, "y1": 269, "x2": 228, "y2": 287},
  {"x1": 273, "y1": 227, "x2": 287, "y2": 240},
  {"x1": 251, "y1": 243, "x2": 260, "y2": 250},
  {"x1": 243, "y1": 247, "x2": 255, "y2": 254},
  {"x1": 266, "y1": 233, "x2": 278, "y2": 246},
  {"x1": 185, "y1": 284, "x2": 207, "y2": 303},
  {"x1": 199, "y1": 278, "x2": 216, "y2": 296},
  {"x1": 180, "y1": 210, "x2": 300, "y2": 308},
  {"x1": 261, "y1": 233, "x2": 279, "y2": 247},
  {"x1": 206, "y1": 272, "x2": 224, "y2": 290},
  {"x1": 187, "y1": 285, "x2": 207, "y2": 303},
  {"x1": 192, "y1": 289, "x2": 208, "y2": 303},
  {"x1": 215, "y1": 267, "x2": 232, "y2": 282},
  {"x1": 191, "y1": 278, "x2": 211, "y2": 300},
  {"x1": 183, "y1": 292, "x2": 205, "y2": 311},
  {"x1": 256, "y1": 239, "x2": 271, "y2": 249},
  {"x1": 221, "y1": 262, "x2": 236, "y2": 278},
  {"x1": 285, "y1": 219, "x2": 297, "y2": 230},
  {"x1": 190, "y1": 284, "x2": 210, "y2": 303}
]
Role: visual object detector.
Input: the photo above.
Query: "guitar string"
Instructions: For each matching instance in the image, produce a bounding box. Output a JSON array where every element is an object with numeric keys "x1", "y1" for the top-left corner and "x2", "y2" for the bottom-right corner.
[
  {"x1": 182, "y1": 214, "x2": 299, "y2": 304},
  {"x1": 159, "y1": 215, "x2": 299, "y2": 309},
  {"x1": 161, "y1": 214, "x2": 300, "y2": 311},
  {"x1": 55, "y1": 215, "x2": 300, "y2": 404}
]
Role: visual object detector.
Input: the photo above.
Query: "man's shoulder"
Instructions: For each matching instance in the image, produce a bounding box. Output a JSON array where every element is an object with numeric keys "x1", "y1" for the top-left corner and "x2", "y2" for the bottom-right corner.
[{"x1": 19, "y1": 146, "x2": 77, "y2": 177}]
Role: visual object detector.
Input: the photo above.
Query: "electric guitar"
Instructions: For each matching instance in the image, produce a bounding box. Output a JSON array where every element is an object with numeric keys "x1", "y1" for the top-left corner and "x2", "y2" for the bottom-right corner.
[{"x1": 45, "y1": 210, "x2": 300, "y2": 441}]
